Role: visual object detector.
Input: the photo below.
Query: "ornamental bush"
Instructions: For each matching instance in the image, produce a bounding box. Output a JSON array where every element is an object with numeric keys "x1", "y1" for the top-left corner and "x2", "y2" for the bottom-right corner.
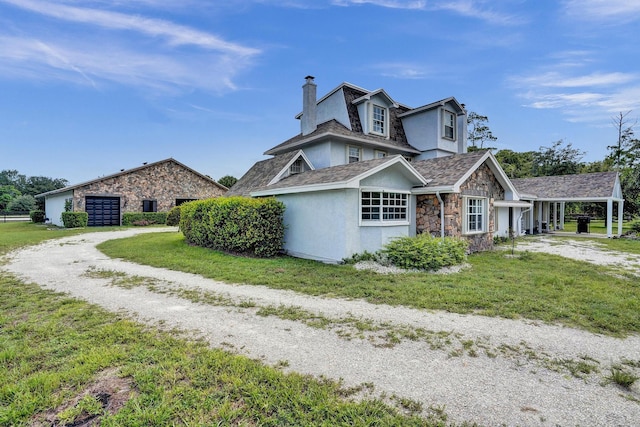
[
  {"x1": 382, "y1": 233, "x2": 468, "y2": 271},
  {"x1": 166, "y1": 205, "x2": 181, "y2": 226},
  {"x1": 180, "y1": 196, "x2": 285, "y2": 257},
  {"x1": 61, "y1": 212, "x2": 88, "y2": 228},
  {"x1": 30, "y1": 209, "x2": 46, "y2": 223},
  {"x1": 122, "y1": 212, "x2": 168, "y2": 226}
]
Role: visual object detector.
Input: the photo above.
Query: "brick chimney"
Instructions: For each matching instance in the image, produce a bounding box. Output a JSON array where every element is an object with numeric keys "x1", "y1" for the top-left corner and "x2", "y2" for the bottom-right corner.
[{"x1": 301, "y1": 75, "x2": 317, "y2": 136}]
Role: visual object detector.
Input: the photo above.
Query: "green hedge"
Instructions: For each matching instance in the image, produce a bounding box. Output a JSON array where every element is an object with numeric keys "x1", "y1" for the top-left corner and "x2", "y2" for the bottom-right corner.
[
  {"x1": 122, "y1": 212, "x2": 168, "y2": 226},
  {"x1": 29, "y1": 210, "x2": 45, "y2": 223},
  {"x1": 61, "y1": 212, "x2": 88, "y2": 228},
  {"x1": 180, "y1": 197, "x2": 285, "y2": 257},
  {"x1": 166, "y1": 205, "x2": 181, "y2": 226},
  {"x1": 382, "y1": 233, "x2": 468, "y2": 271}
]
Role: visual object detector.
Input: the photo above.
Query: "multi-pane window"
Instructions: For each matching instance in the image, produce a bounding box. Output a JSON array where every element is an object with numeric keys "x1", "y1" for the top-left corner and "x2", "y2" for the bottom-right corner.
[
  {"x1": 290, "y1": 157, "x2": 304, "y2": 174},
  {"x1": 361, "y1": 191, "x2": 408, "y2": 223},
  {"x1": 466, "y1": 197, "x2": 486, "y2": 233},
  {"x1": 443, "y1": 110, "x2": 456, "y2": 140},
  {"x1": 348, "y1": 146, "x2": 361, "y2": 163},
  {"x1": 372, "y1": 105, "x2": 386, "y2": 135}
]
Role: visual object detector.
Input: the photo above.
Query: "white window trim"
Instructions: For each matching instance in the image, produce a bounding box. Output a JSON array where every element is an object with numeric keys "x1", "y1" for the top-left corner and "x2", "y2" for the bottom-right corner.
[
  {"x1": 347, "y1": 145, "x2": 361, "y2": 163},
  {"x1": 463, "y1": 196, "x2": 488, "y2": 235},
  {"x1": 359, "y1": 189, "x2": 410, "y2": 227},
  {"x1": 443, "y1": 109, "x2": 456, "y2": 141},
  {"x1": 374, "y1": 150, "x2": 387, "y2": 158},
  {"x1": 289, "y1": 157, "x2": 304, "y2": 174},
  {"x1": 369, "y1": 103, "x2": 389, "y2": 137}
]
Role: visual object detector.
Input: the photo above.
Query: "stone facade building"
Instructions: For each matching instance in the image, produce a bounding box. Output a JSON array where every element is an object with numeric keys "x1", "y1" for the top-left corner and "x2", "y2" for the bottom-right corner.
[{"x1": 38, "y1": 158, "x2": 226, "y2": 227}]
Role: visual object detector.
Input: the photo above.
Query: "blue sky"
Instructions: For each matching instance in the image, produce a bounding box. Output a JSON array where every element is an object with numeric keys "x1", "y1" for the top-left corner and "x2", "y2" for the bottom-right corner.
[{"x1": 1, "y1": 0, "x2": 639, "y2": 185}]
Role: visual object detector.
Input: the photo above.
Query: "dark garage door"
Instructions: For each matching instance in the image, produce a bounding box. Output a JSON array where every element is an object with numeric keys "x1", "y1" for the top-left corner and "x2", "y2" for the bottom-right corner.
[{"x1": 85, "y1": 196, "x2": 120, "y2": 226}]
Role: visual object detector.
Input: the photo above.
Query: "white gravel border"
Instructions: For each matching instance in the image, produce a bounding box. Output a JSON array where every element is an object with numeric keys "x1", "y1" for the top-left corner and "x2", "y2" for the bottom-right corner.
[{"x1": 3, "y1": 228, "x2": 640, "y2": 426}]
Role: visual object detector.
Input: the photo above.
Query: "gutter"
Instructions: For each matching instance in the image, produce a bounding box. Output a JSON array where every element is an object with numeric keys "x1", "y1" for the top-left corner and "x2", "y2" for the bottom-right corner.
[{"x1": 436, "y1": 191, "x2": 445, "y2": 241}]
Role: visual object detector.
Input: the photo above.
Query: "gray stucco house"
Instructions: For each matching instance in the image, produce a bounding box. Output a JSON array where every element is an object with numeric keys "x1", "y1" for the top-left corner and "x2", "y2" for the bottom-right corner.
[
  {"x1": 38, "y1": 158, "x2": 227, "y2": 227},
  {"x1": 228, "y1": 77, "x2": 624, "y2": 262}
]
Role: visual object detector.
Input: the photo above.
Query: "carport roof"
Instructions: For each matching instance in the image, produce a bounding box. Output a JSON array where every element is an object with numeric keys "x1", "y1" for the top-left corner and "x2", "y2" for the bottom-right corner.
[{"x1": 511, "y1": 171, "x2": 621, "y2": 201}]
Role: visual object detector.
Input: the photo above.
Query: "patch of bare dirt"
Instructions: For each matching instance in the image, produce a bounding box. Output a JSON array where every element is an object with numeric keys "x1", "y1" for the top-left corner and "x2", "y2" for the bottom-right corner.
[{"x1": 29, "y1": 368, "x2": 135, "y2": 427}]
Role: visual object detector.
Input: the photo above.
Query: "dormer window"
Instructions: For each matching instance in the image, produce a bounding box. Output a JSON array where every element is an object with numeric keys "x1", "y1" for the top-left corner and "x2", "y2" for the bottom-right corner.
[
  {"x1": 290, "y1": 158, "x2": 304, "y2": 174},
  {"x1": 372, "y1": 104, "x2": 386, "y2": 135},
  {"x1": 443, "y1": 110, "x2": 456, "y2": 140}
]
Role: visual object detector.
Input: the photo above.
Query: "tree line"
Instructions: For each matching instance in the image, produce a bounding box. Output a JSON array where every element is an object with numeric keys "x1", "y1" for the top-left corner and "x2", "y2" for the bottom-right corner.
[{"x1": 0, "y1": 170, "x2": 68, "y2": 213}]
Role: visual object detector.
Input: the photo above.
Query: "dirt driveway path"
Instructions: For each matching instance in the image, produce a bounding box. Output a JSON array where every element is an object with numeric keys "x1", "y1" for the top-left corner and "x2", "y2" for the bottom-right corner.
[{"x1": 3, "y1": 229, "x2": 640, "y2": 426}]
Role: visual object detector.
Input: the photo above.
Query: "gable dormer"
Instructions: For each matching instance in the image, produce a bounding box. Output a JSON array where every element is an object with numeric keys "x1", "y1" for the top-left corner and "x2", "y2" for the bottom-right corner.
[
  {"x1": 351, "y1": 89, "x2": 399, "y2": 139},
  {"x1": 398, "y1": 97, "x2": 467, "y2": 160},
  {"x1": 267, "y1": 150, "x2": 315, "y2": 186}
]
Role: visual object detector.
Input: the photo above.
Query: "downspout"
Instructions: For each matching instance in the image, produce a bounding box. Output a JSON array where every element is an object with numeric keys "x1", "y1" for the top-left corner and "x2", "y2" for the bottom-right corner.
[
  {"x1": 436, "y1": 191, "x2": 445, "y2": 241},
  {"x1": 517, "y1": 206, "x2": 531, "y2": 235}
]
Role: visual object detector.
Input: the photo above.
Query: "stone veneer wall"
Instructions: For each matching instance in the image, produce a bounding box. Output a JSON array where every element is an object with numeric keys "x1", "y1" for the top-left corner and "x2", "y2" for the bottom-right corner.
[
  {"x1": 416, "y1": 162, "x2": 504, "y2": 252},
  {"x1": 73, "y1": 161, "x2": 226, "y2": 213}
]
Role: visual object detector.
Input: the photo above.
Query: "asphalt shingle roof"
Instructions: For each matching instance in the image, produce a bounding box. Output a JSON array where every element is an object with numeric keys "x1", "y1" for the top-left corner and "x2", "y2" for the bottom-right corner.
[
  {"x1": 511, "y1": 172, "x2": 619, "y2": 199},
  {"x1": 411, "y1": 150, "x2": 488, "y2": 187},
  {"x1": 226, "y1": 151, "x2": 299, "y2": 197},
  {"x1": 256, "y1": 156, "x2": 401, "y2": 193}
]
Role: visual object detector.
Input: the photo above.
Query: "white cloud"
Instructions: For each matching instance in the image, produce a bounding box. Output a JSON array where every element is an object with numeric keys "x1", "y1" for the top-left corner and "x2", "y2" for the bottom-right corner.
[
  {"x1": 564, "y1": 0, "x2": 640, "y2": 22},
  {"x1": 509, "y1": 55, "x2": 640, "y2": 124},
  {"x1": 0, "y1": 0, "x2": 261, "y2": 94},
  {"x1": 0, "y1": 35, "x2": 250, "y2": 94},
  {"x1": 0, "y1": 0, "x2": 259, "y2": 56},
  {"x1": 372, "y1": 62, "x2": 433, "y2": 79},
  {"x1": 516, "y1": 72, "x2": 637, "y2": 88},
  {"x1": 332, "y1": 0, "x2": 525, "y2": 25}
]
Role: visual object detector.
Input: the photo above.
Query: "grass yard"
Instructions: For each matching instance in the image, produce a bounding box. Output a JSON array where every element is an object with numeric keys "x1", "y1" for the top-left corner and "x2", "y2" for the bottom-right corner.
[
  {"x1": 0, "y1": 222, "x2": 121, "y2": 255},
  {"x1": 0, "y1": 274, "x2": 434, "y2": 426},
  {"x1": 98, "y1": 231, "x2": 640, "y2": 337},
  {"x1": 559, "y1": 218, "x2": 630, "y2": 234},
  {"x1": 0, "y1": 222, "x2": 447, "y2": 426}
]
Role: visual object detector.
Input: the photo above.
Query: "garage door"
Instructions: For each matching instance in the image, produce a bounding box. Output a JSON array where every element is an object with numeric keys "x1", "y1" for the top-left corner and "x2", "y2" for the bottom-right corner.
[{"x1": 85, "y1": 196, "x2": 120, "y2": 226}]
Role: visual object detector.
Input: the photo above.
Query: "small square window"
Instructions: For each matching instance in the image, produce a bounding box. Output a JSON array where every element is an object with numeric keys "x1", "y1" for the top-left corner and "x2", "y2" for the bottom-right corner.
[
  {"x1": 290, "y1": 158, "x2": 304, "y2": 174},
  {"x1": 347, "y1": 146, "x2": 361, "y2": 163},
  {"x1": 142, "y1": 200, "x2": 157, "y2": 212},
  {"x1": 375, "y1": 150, "x2": 387, "y2": 158}
]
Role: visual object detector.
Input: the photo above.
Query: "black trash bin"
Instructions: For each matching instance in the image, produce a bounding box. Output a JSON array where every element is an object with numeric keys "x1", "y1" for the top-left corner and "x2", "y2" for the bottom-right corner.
[{"x1": 577, "y1": 216, "x2": 590, "y2": 234}]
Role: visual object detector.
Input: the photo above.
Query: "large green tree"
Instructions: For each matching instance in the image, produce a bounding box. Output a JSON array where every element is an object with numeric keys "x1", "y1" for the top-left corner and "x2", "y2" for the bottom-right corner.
[
  {"x1": 0, "y1": 185, "x2": 21, "y2": 211},
  {"x1": 532, "y1": 139, "x2": 585, "y2": 176},
  {"x1": 0, "y1": 170, "x2": 68, "y2": 196},
  {"x1": 494, "y1": 149, "x2": 535, "y2": 178},
  {"x1": 217, "y1": 175, "x2": 238, "y2": 189}
]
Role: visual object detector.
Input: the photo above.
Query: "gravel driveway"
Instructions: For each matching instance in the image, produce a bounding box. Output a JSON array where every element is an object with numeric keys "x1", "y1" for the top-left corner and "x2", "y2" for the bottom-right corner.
[{"x1": 3, "y1": 228, "x2": 640, "y2": 426}]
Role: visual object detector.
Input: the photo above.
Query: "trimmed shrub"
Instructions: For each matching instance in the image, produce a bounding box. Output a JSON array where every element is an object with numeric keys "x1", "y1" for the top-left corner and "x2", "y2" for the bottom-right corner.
[
  {"x1": 122, "y1": 212, "x2": 168, "y2": 226},
  {"x1": 382, "y1": 233, "x2": 468, "y2": 271},
  {"x1": 29, "y1": 209, "x2": 46, "y2": 223},
  {"x1": 180, "y1": 196, "x2": 285, "y2": 257},
  {"x1": 166, "y1": 205, "x2": 181, "y2": 226},
  {"x1": 61, "y1": 212, "x2": 88, "y2": 228}
]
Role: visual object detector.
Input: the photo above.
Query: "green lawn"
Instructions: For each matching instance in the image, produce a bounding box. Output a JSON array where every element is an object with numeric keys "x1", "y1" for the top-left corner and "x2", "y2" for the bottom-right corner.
[
  {"x1": 2, "y1": 222, "x2": 639, "y2": 425},
  {"x1": 560, "y1": 218, "x2": 631, "y2": 234},
  {"x1": 98, "y1": 231, "x2": 640, "y2": 337},
  {"x1": 0, "y1": 222, "x2": 449, "y2": 426}
]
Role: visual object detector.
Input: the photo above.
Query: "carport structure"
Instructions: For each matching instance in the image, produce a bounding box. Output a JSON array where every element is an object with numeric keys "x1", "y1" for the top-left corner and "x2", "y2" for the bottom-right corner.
[{"x1": 511, "y1": 171, "x2": 625, "y2": 237}]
